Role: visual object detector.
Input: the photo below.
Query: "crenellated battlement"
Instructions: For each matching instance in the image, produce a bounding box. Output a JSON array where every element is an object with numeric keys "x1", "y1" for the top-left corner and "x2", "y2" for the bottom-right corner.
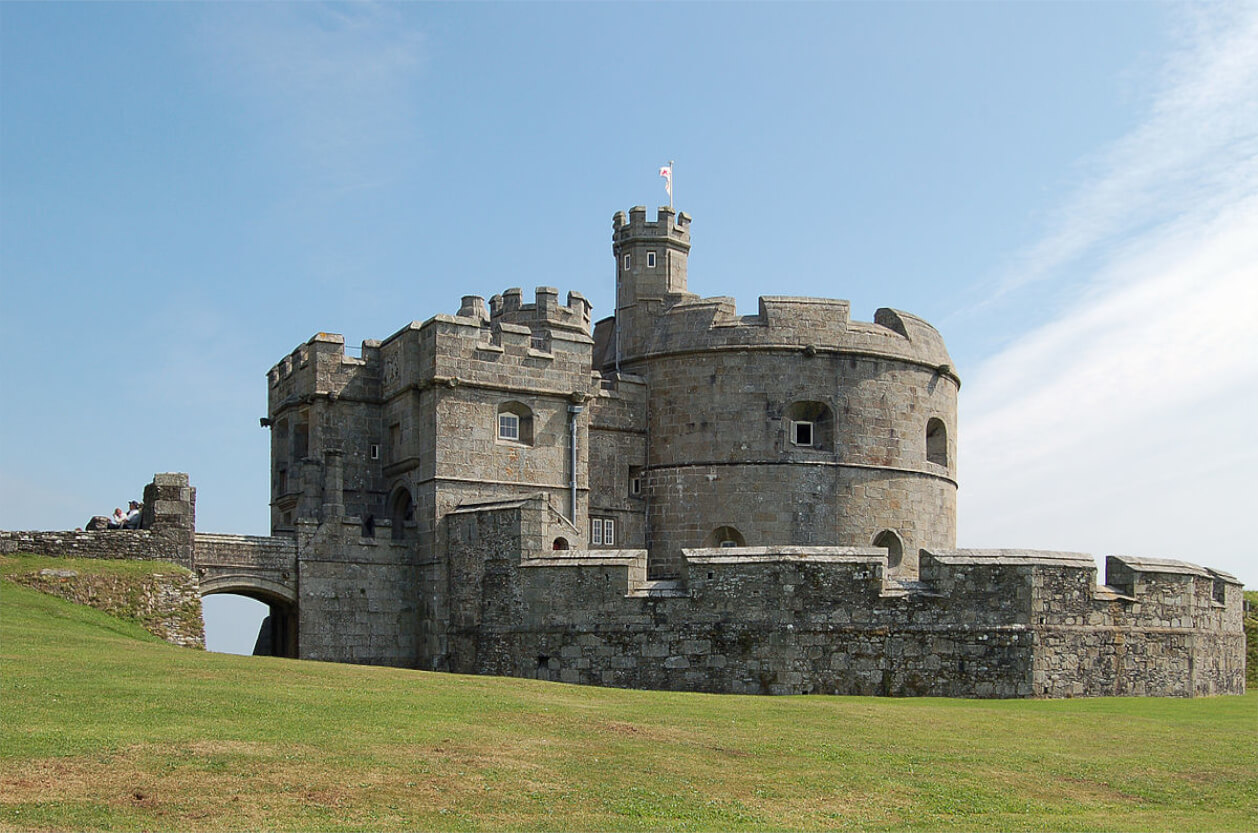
[
  {"x1": 485, "y1": 286, "x2": 592, "y2": 334},
  {"x1": 600, "y1": 292, "x2": 955, "y2": 375},
  {"x1": 267, "y1": 333, "x2": 381, "y2": 387},
  {"x1": 612, "y1": 204, "x2": 691, "y2": 246}
]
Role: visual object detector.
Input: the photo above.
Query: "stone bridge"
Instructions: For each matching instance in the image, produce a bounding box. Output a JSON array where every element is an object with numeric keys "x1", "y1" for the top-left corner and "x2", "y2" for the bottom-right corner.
[{"x1": 192, "y1": 532, "x2": 300, "y2": 657}]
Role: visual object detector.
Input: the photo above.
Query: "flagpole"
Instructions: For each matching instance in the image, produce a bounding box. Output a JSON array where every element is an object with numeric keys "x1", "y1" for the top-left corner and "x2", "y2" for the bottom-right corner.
[{"x1": 669, "y1": 159, "x2": 674, "y2": 209}]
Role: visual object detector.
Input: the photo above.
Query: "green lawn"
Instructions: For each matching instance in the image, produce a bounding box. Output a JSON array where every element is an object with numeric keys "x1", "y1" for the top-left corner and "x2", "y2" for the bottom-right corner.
[{"x1": 2, "y1": 574, "x2": 1255, "y2": 832}]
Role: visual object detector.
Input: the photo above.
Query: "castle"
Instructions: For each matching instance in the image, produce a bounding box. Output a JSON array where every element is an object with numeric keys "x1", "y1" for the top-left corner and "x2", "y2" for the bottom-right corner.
[
  {"x1": 3, "y1": 206, "x2": 1245, "y2": 697},
  {"x1": 253, "y1": 205, "x2": 1243, "y2": 696}
]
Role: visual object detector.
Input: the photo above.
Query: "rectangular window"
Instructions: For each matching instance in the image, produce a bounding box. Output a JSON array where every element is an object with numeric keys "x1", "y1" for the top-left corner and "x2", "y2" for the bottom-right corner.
[
  {"x1": 499, "y1": 413, "x2": 520, "y2": 441},
  {"x1": 719, "y1": 540, "x2": 738, "y2": 548},
  {"x1": 623, "y1": 253, "x2": 631, "y2": 271},
  {"x1": 647, "y1": 251, "x2": 657, "y2": 268},
  {"x1": 630, "y1": 476, "x2": 642, "y2": 497},
  {"x1": 791, "y1": 420, "x2": 814, "y2": 447},
  {"x1": 591, "y1": 517, "x2": 615, "y2": 546},
  {"x1": 369, "y1": 443, "x2": 380, "y2": 460}
]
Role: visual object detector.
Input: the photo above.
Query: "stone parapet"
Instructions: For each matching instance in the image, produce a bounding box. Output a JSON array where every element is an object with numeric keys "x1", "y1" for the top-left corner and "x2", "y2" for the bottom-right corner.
[{"x1": 0, "y1": 529, "x2": 188, "y2": 564}]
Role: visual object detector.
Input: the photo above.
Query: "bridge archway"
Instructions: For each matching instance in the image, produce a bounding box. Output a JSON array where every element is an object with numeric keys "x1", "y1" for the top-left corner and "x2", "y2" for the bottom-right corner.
[{"x1": 200, "y1": 576, "x2": 298, "y2": 658}]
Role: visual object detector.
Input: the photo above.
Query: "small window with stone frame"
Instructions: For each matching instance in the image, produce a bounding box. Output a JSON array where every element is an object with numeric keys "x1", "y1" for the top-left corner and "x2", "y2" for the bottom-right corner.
[
  {"x1": 591, "y1": 517, "x2": 615, "y2": 546},
  {"x1": 791, "y1": 420, "x2": 814, "y2": 447},
  {"x1": 498, "y1": 413, "x2": 519, "y2": 441},
  {"x1": 623, "y1": 253, "x2": 631, "y2": 271},
  {"x1": 496, "y1": 401, "x2": 534, "y2": 445},
  {"x1": 647, "y1": 251, "x2": 657, "y2": 268},
  {"x1": 783, "y1": 400, "x2": 833, "y2": 451}
]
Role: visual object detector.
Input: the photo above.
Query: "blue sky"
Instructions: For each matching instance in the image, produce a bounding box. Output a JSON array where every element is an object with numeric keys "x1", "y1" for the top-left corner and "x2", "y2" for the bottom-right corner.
[{"x1": 3, "y1": 2, "x2": 1255, "y2": 654}]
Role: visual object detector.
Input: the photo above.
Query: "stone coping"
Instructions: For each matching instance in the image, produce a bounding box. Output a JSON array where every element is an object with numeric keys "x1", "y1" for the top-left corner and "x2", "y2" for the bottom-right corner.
[
  {"x1": 1108, "y1": 555, "x2": 1215, "y2": 579},
  {"x1": 194, "y1": 532, "x2": 296, "y2": 548},
  {"x1": 522, "y1": 549, "x2": 646, "y2": 568},
  {"x1": 448, "y1": 496, "x2": 540, "y2": 514},
  {"x1": 1208, "y1": 568, "x2": 1241, "y2": 585},
  {"x1": 686, "y1": 546, "x2": 886, "y2": 565},
  {"x1": 925, "y1": 549, "x2": 1097, "y2": 569}
]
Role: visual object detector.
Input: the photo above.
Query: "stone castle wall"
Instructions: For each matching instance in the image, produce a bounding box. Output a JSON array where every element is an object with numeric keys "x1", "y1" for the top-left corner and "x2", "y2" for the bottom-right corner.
[
  {"x1": 1, "y1": 528, "x2": 188, "y2": 563},
  {"x1": 444, "y1": 498, "x2": 1245, "y2": 697}
]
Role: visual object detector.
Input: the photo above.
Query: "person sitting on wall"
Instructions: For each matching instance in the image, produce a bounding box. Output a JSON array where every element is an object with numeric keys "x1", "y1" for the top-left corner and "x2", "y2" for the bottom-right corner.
[
  {"x1": 122, "y1": 500, "x2": 142, "y2": 530},
  {"x1": 106, "y1": 507, "x2": 126, "y2": 529}
]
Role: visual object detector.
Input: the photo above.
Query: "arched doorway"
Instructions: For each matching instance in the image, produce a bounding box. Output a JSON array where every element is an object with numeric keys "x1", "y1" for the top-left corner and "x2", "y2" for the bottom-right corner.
[{"x1": 389, "y1": 485, "x2": 416, "y2": 541}]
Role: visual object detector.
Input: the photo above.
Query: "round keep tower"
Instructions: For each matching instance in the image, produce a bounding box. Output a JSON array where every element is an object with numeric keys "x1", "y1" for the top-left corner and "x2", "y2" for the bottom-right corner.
[{"x1": 608, "y1": 206, "x2": 959, "y2": 580}]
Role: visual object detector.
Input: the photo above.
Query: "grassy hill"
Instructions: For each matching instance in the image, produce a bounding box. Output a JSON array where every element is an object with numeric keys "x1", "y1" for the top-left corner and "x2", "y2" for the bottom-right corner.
[{"x1": 2, "y1": 573, "x2": 1255, "y2": 831}]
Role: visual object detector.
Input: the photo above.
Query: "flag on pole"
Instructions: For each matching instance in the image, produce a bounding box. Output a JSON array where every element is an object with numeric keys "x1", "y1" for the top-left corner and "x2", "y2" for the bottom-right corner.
[{"x1": 659, "y1": 165, "x2": 673, "y2": 199}]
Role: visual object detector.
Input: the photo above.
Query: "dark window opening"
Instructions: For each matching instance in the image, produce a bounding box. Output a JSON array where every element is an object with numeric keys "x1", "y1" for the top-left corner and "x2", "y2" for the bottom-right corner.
[
  {"x1": 293, "y1": 419, "x2": 309, "y2": 459},
  {"x1": 926, "y1": 418, "x2": 948, "y2": 466},
  {"x1": 784, "y1": 401, "x2": 833, "y2": 451},
  {"x1": 390, "y1": 487, "x2": 416, "y2": 541},
  {"x1": 705, "y1": 526, "x2": 746, "y2": 548},
  {"x1": 792, "y1": 420, "x2": 814, "y2": 447}
]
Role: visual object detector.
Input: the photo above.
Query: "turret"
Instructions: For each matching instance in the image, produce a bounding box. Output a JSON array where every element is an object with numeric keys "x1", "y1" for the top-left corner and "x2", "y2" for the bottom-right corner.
[{"x1": 612, "y1": 206, "x2": 691, "y2": 309}]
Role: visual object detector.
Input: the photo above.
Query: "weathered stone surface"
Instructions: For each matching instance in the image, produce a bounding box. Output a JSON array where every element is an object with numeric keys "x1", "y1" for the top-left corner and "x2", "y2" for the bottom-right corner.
[{"x1": 5, "y1": 563, "x2": 204, "y2": 649}]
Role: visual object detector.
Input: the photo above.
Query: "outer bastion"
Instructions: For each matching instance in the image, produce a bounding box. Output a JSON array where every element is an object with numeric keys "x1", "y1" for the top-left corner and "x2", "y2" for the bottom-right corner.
[{"x1": 446, "y1": 495, "x2": 1243, "y2": 697}]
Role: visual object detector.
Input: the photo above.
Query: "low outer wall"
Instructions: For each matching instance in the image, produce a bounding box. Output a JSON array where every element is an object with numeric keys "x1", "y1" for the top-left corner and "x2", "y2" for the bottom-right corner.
[
  {"x1": 445, "y1": 501, "x2": 1245, "y2": 697},
  {"x1": 447, "y1": 502, "x2": 1035, "y2": 696},
  {"x1": 0, "y1": 529, "x2": 191, "y2": 564},
  {"x1": 1029, "y1": 555, "x2": 1246, "y2": 697},
  {"x1": 0, "y1": 473, "x2": 197, "y2": 567}
]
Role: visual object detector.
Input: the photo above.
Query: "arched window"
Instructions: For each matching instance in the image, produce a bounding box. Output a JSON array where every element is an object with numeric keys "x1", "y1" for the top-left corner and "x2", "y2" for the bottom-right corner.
[
  {"x1": 552, "y1": 537, "x2": 570, "y2": 551},
  {"x1": 926, "y1": 418, "x2": 947, "y2": 466},
  {"x1": 705, "y1": 526, "x2": 746, "y2": 548},
  {"x1": 497, "y1": 401, "x2": 534, "y2": 446},
  {"x1": 389, "y1": 486, "x2": 416, "y2": 541},
  {"x1": 873, "y1": 530, "x2": 904, "y2": 570},
  {"x1": 784, "y1": 401, "x2": 834, "y2": 450}
]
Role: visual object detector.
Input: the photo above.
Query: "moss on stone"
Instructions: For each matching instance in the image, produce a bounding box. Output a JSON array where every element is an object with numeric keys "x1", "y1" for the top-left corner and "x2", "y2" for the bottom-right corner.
[{"x1": 0, "y1": 553, "x2": 204, "y2": 649}]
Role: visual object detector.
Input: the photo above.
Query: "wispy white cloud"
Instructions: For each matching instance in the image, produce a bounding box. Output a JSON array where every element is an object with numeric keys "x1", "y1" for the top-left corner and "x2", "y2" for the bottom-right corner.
[
  {"x1": 959, "y1": 5, "x2": 1258, "y2": 584},
  {"x1": 999, "y1": 5, "x2": 1258, "y2": 297},
  {"x1": 200, "y1": 3, "x2": 426, "y2": 189}
]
